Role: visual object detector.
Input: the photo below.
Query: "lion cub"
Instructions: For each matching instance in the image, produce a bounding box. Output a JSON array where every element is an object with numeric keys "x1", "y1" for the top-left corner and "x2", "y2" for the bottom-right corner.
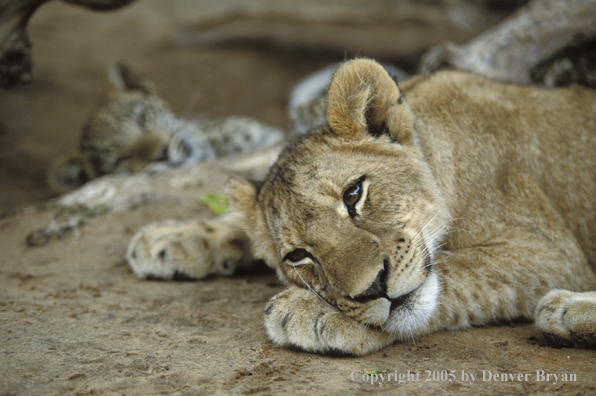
[
  {"x1": 48, "y1": 63, "x2": 284, "y2": 193},
  {"x1": 127, "y1": 59, "x2": 596, "y2": 355}
]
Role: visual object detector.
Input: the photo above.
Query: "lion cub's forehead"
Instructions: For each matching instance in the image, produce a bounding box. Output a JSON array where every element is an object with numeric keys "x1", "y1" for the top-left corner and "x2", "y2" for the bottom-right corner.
[
  {"x1": 259, "y1": 135, "x2": 364, "y2": 237},
  {"x1": 261, "y1": 159, "x2": 350, "y2": 214},
  {"x1": 262, "y1": 139, "x2": 362, "y2": 201}
]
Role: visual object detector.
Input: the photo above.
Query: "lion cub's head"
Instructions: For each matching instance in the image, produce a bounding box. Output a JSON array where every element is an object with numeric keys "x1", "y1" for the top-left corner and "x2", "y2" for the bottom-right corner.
[
  {"x1": 228, "y1": 59, "x2": 450, "y2": 333},
  {"x1": 48, "y1": 63, "x2": 200, "y2": 194}
]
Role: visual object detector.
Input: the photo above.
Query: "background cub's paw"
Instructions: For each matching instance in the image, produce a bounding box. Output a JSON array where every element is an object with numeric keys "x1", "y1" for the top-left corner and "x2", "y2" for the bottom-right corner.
[
  {"x1": 126, "y1": 219, "x2": 251, "y2": 280},
  {"x1": 535, "y1": 290, "x2": 596, "y2": 347},
  {"x1": 264, "y1": 287, "x2": 393, "y2": 356}
]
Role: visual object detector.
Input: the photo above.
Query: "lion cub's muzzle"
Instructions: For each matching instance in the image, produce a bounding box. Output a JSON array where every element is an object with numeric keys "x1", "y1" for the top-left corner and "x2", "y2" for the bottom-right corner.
[
  {"x1": 351, "y1": 257, "x2": 417, "y2": 311},
  {"x1": 352, "y1": 257, "x2": 390, "y2": 303},
  {"x1": 332, "y1": 253, "x2": 432, "y2": 326}
]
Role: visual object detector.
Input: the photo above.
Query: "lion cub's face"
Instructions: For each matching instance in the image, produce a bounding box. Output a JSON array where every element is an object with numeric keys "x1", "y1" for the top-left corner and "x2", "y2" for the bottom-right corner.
[
  {"x1": 229, "y1": 60, "x2": 450, "y2": 331},
  {"x1": 48, "y1": 63, "x2": 196, "y2": 193},
  {"x1": 79, "y1": 91, "x2": 176, "y2": 175}
]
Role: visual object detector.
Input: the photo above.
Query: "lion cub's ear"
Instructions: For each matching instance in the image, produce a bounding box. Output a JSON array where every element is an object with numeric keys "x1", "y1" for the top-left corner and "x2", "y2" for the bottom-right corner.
[
  {"x1": 104, "y1": 62, "x2": 158, "y2": 97},
  {"x1": 326, "y1": 59, "x2": 413, "y2": 144},
  {"x1": 225, "y1": 176, "x2": 259, "y2": 221}
]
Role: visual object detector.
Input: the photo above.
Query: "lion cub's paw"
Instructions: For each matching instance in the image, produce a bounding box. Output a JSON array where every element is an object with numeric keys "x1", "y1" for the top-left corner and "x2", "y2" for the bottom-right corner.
[
  {"x1": 126, "y1": 219, "x2": 252, "y2": 280},
  {"x1": 535, "y1": 290, "x2": 596, "y2": 347},
  {"x1": 264, "y1": 287, "x2": 394, "y2": 356}
]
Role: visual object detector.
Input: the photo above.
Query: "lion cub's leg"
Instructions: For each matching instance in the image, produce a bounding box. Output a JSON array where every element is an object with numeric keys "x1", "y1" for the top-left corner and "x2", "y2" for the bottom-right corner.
[
  {"x1": 535, "y1": 290, "x2": 596, "y2": 347},
  {"x1": 126, "y1": 216, "x2": 255, "y2": 280},
  {"x1": 264, "y1": 287, "x2": 397, "y2": 356}
]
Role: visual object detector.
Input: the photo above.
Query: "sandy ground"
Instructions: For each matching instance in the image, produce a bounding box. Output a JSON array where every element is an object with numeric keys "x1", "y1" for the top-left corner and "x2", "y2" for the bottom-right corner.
[
  {"x1": 1, "y1": 1, "x2": 596, "y2": 395},
  {"x1": 2, "y1": 155, "x2": 595, "y2": 396}
]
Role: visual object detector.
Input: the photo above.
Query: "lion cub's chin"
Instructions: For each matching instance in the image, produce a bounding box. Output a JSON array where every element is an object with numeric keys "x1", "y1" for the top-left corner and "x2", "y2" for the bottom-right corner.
[
  {"x1": 356, "y1": 271, "x2": 440, "y2": 331},
  {"x1": 358, "y1": 298, "x2": 392, "y2": 326},
  {"x1": 384, "y1": 272, "x2": 440, "y2": 336}
]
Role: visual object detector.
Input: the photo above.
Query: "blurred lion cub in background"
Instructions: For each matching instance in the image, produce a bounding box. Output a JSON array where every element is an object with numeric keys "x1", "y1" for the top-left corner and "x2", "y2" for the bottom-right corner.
[{"x1": 48, "y1": 63, "x2": 284, "y2": 194}]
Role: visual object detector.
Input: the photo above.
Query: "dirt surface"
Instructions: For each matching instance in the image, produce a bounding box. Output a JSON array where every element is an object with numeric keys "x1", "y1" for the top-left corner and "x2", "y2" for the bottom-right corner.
[
  {"x1": 1, "y1": 1, "x2": 595, "y2": 395},
  {"x1": 3, "y1": 155, "x2": 596, "y2": 396}
]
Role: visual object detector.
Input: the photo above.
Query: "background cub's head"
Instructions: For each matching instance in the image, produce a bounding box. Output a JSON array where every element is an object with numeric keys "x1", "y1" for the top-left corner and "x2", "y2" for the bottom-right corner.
[
  {"x1": 48, "y1": 63, "x2": 193, "y2": 193},
  {"x1": 227, "y1": 59, "x2": 449, "y2": 327}
]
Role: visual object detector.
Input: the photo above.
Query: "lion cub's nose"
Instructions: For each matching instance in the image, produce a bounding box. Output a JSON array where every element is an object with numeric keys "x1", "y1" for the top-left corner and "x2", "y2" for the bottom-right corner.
[
  {"x1": 154, "y1": 145, "x2": 169, "y2": 162},
  {"x1": 353, "y1": 258, "x2": 389, "y2": 303}
]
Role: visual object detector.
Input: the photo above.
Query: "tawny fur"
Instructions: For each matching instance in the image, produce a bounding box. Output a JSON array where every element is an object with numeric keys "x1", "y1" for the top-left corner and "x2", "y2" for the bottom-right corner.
[{"x1": 127, "y1": 59, "x2": 596, "y2": 355}]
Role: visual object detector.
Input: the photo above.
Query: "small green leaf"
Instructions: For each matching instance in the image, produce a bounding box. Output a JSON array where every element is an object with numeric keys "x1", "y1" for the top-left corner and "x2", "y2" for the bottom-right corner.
[
  {"x1": 198, "y1": 193, "x2": 229, "y2": 215},
  {"x1": 363, "y1": 370, "x2": 386, "y2": 375}
]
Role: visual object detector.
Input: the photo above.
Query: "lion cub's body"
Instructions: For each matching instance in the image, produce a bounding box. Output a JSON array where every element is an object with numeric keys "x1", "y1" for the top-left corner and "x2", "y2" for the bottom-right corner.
[
  {"x1": 403, "y1": 72, "x2": 596, "y2": 267},
  {"x1": 127, "y1": 60, "x2": 596, "y2": 355},
  {"x1": 48, "y1": 63, "x2": 284, "y2": 194}
]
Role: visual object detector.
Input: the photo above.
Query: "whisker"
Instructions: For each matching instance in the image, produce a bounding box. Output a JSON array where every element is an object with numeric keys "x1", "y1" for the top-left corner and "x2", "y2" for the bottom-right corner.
[
  {"x1": 412, "y1": 209, "x2": 442, "y2": 240},
  {"x1": 448, "y1": 227, "x2": 470, "y2": 233},
  {"x1": 292, "y1": 266, "x2": 339, "y2": 313}
]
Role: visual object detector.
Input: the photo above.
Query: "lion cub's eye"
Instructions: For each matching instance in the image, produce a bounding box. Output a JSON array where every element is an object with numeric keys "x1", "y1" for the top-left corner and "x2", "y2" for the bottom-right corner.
[
  {"x1": 285, "y1": 249, "x2": 308, "y2": 263},
  {"x1": 138, "y1": 110, "x2": 147, "y2": 127},
  {"x1": 343, "y1": 182, "x2": 362, "y2": 207}
]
